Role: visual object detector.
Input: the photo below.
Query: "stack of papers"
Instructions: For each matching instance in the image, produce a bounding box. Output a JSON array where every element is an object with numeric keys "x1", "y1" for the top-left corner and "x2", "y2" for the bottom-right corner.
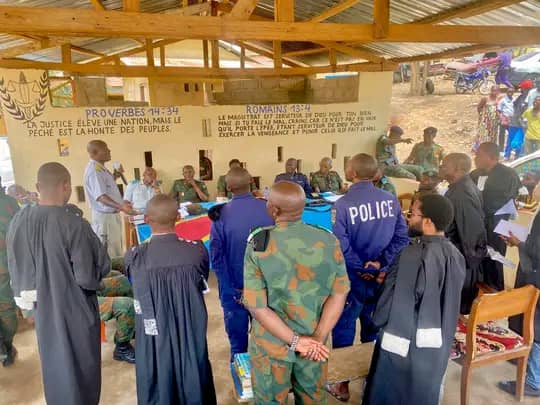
[
  {"x1": 321, "y1": 193, "x2": 343, "y2": 203},
  {"x1": 232, "y1": 353, "x2": 253, "y2": 400},
  {"x1": 493, "y1": 219, "x2": 528, "y2": 242}
]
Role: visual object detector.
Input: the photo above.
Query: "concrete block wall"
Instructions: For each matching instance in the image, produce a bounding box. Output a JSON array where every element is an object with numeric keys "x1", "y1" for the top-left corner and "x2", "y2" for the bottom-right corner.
[{"x1": 213, "y1": 75, "x2": 358, "y2": 105}]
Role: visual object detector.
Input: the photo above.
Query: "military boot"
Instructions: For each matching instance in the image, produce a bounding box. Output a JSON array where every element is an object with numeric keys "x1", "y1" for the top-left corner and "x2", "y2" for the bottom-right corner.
[{"x1": 113, "y1": 341, "x2": 135, "y2": 364}]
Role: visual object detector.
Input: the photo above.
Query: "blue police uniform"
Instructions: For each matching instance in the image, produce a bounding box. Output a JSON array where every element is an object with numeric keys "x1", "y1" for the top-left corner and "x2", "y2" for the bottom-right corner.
[
  {"x1": 209, "y1": 192, "x2": 274, "y2": 360},
  {"x1": 331, "y1": 181, "x2": 409, "y2": 347},
  {"x1": 274, "y1": 172, "x2": 313, "y2": 195}
]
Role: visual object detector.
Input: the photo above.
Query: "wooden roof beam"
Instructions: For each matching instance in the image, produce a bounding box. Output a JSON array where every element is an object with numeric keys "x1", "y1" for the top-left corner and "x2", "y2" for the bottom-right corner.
[
  {"x1": 123, "y1": 0, "x2": 140, "y2": 12},
  {"x1": 70, "y1": 45, "x2": 105, "y2": 58},
  {"x1": 390, "y1": 44, "x2": 506, "y2": 63},
  {"x1": 0, "y1": 58, "x2": 395, "y2": 77},
  {"x1": 415, "y1": 0, "x2": 526, "y2": 24},
  {"x1": 373, "y1": 0, "x2": 389, "y2": 39},
  {"x1": 307, "y1": 0, "x2": 361, "y2": 23},
  {"x1": 226, "y1": 0, "x2": 259, "y2": 20},
  {"x1": 315, "y1": 42, "x2": 383, "y2": 63},
  {"x1": 0, "y1": 7, "x2": 539, "y2": 44},
  {"x1": 85, "y1": 39, "x2": 182, "y2": 65},
  {"x1": 89, "y1": 0, "x2": 105, "y2": 11},
  {"x1": 235, "y1": 41, "x2": 308, "y2": 67}
]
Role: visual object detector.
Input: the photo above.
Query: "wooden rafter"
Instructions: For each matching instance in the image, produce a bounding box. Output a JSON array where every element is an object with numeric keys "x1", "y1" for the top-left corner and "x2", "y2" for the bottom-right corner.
[
  {"x1": 315, "y1": 41, "x2": 383, "y2": 63},
  {"x1": 308, "y1": 0, "x2": 361, "y2": 23},
  {"x1": 273, "y1": 0, "x2": 294, "y2": 69},
  {"x1": 0, "y1": 7, "x2": 535, "y2": 44},
  {"x1": 0, "y1": 58, "x2": 395, "y2": 77},
  {"x1": 373, "y1": 0, "x2": 389, "y2": 39},
  {"x1": 123, "y1": 0, "x2": 140, "y2": 12},
  {"x1": 416, "y1": 0, "x2": 526, "y2": 24},
  {"x1": 70, "y1": 45, "x2": 105, "y2": 58},
  {"x1": 390, "y1": 44, "x2": 505, "y2": 63},
  {"x1": 61, "y1": 43, "x2": 72, "y2": 64},
  {"x1": 85, "y1": 39, "x2": 182, "y2": 65},
  {"x1": 226, "y1": 0, "x2": 259, "y2": 20},
  {"x1": 235, "y1": 41, "x2": 308, "y2": 67},
  {"x1": 145, "y1": 39, "x2": 154, "y2": 67},
  {"x1": 89, "y1": 0, "x2": 105, "y2": 11}
]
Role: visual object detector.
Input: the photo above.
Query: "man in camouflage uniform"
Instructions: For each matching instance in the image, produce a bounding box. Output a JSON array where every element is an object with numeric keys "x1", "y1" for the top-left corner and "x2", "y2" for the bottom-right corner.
[
  {"x1": 170, "y1": 165, "x2": 209, "y2": 204},
  {"x1": 217, "y1": 158, "x2": 257, "y2": 198},
  {"x1": 310, "y1": 157, "x2": 345, "y2": 193},
  {"x1": 404, "y1": 126, "x2": 445, "y2": 172},
  {"x1": 243, "y1": 181, "x2": 350, "y2": 404},
  {"x1": 0, "y1": 184, "x2": 19, "y2": 366},
  {"x1": 98, "y1": 265, "x2": 136, "y2": 364},
  {"x1": 372, "y1": 167, "x2": 397, "y2": 196},
  {"x1": 376, "y1": 125, "x2": 424, "y2": 180}
]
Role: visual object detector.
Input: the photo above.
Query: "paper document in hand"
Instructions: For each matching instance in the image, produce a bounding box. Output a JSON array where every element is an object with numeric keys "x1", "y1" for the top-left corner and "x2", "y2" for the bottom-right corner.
[
  {"x1": 493, "y1": 219, "x2": 528, "y2": 242},
  {"x1": 487, "y1": 246, "x2": 516, "y2": 269},
  {"x1": 495, "y1": 199, "x2": 517, "y2": 216},
  {"x1": 323, "y1": 194, "x2": 344, "y2": 203}
]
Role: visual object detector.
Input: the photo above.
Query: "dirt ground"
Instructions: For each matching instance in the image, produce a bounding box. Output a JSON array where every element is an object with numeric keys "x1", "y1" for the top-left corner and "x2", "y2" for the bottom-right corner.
[{"x1": 391, "y1": 77, "x2": 481, "y2": 162}]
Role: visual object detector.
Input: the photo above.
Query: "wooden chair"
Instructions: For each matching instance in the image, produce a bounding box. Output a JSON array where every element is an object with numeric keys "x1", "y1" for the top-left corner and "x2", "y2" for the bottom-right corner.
[
  {"x1": 459, "y1": 284, "x2": 540, "y2": 405},
  {"x1": 398, "y1": 192, "x2": 414, "y2": 214}
]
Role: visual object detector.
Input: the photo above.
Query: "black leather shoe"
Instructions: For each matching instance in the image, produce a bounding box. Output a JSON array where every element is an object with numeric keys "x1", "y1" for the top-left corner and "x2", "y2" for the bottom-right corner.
[
  {"x1": 113, "y1": 342, "x2": 135, "y2": 364},
  {"x1": 0, "y1": 341, "x2": 7, "y2": 362},
  {"x1": 2, "y1": 346, "x2": 17, "y2": 367},
  {"x1": 498, "y1": 380, "x2": 540, "y2": 397}
]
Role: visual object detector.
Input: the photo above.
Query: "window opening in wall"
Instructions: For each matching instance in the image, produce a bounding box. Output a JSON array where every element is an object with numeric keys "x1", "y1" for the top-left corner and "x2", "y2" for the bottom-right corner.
[
  {"x1": 75, "y1": 186, "x2": 86, "y2": 203},
  {"x1": 277, "y1": 146, "x2": 283, "y2": 162},
  {"x1": 139, "y1": 85, "x2": 146, "y2": 102},
  {"x1": 134, "y1": 168, "x2": 141, "y2": 181},
  {"x1": 117, "y1": 184, "x2": 124, "y2": 197},
  {"x1": 184, "y1": 83, "x2": 190, "y2": 93},
  {"x1": 199, "y1": 150, "x2": 213, "y2": 180},
  {"x1": 144, "y1": 151, "x2": 153, "y2": 168},
  {"x1": 241, "y1": 162, "x2": 247, "y2": 169},
  {"x1": 297, "y1": 159, "x2": 303, "y2": 173},
  {"x1": 202, "y1": 119, "x2": 212, "y2": 137},
  {"x1": 331, "y1": 144, "x2": 337, "y2": 159},
  {"x1": 194, "y1": 83, "x2": 199, "y2": 92}
]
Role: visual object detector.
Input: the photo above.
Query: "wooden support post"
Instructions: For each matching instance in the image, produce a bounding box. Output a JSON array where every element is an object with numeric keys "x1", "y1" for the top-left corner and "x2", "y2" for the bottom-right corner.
[
  {"x1": 61, "y1": 43, "x2": 72, "y2": 64},
  {"x1": 373, "y1": 0, "x2": 390, "y2": 39},
  {"x1": 145, "y1": 39, "x2": 154, "y2": 67},
  {"x1": 240, "y1": 45, "x2": 246, "y2": 69},
  {"x1": 210, "y1": 2, "x2": 219, "y2": 68},
  {"x1": 329, "y1": 48, "x2": 337, "y2": 68},
  {"x1": 123, "y1": 0, "x2": 140, "y2": 12},
  {"x1": 274, "y1": 0, "x2": 294, "y2": 69},
  {"x1": 202, "y1": 40, "x2": 209, "y2": 68},
  {"x1": 160, "y1": 45, "x2": 165, "y2": 66}
]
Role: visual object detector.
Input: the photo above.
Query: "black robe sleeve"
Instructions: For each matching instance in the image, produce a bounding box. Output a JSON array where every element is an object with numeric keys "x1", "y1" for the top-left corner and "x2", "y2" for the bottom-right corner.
[{"x1": 69, "y1": 217, "x2": 110, "y2": 291}]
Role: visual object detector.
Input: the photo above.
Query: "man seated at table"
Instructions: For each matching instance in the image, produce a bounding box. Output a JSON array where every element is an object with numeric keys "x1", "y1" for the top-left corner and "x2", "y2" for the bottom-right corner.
[
  {"x1": 217, "y1": 159, "x2": 257, "y2": 198},
  {"x1": 373, "y1": 167, "x2": 396, "y2": 196},
  {"x1": 124, "y1": 167, "x2": 161, "y2": 213},
  {"x1": 170, "y1": 165, "x2": 209, "y2": 204},
  {"x1": 274, "y1": 158, "x2": 312, "y2": 195},
  {"x1": 310, "y1": 157, "x2": 346, "y2": 194}
]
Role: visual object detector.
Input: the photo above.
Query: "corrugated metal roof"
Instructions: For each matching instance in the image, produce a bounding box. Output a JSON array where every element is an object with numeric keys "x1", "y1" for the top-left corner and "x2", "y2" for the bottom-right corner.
[{"x1": 0, "y1": 0, "x2": 538, "y2": 64}]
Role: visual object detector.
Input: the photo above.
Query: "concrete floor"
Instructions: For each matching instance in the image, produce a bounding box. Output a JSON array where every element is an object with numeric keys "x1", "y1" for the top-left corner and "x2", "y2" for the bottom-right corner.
[{"x1": 0, "y1": 273, "x2": 537, "y2": 405}]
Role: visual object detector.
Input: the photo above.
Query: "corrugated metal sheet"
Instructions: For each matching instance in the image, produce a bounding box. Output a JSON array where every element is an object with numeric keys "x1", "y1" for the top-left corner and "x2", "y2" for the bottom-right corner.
[{"x1": 0, "y1": 0, "x2": 539, "y2": 63}]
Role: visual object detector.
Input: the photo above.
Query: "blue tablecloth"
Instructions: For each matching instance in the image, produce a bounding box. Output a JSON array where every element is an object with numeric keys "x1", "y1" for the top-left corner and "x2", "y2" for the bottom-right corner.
[{"x1": 136, "y1": 200, "x2": 333, "y2": 245}]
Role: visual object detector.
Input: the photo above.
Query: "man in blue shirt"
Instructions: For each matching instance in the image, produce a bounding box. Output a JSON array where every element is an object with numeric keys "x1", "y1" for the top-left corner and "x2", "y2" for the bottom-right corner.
[
  {"x1": 209, "y1": 167, "x2": 273, "y2": 361},
  {"x1": 274, "y1": 158, "x2": 313, "y2": 195},
  {"x1": 327, "y1": 153, "x2": 409, "y2": 401}
]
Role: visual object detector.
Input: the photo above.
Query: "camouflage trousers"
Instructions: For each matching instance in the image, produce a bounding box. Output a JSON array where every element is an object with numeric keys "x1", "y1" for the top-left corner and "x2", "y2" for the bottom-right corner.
[
  {"x1": 0, "y1": 272, "x2": 17, "y2": 350},
  {"x1": 98, "y1": 271, "x2": 134, "y2": 344},
  {"x1": 383, "y1": 164, "x2": 424, "y2": 181},
  {"x1": 250, "y1": 351, "x2": 328, "y2": 405}
]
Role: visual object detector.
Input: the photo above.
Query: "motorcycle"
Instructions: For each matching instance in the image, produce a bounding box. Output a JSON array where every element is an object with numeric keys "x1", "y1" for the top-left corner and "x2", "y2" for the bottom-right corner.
[{"x1": 454, "y1": 68, "x2": 496, "y2": 95}]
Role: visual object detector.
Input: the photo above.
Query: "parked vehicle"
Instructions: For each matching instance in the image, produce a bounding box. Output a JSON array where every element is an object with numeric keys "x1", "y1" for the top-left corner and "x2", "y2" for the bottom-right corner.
[
  {"x1": 454, "y1": 68, "x2": 495, "y2": 95},
  {"x1": 445, "y1": 52, "x2": 499, "y2": 79},
  {"x1": 509, "y1": 51, "x2": 540, "y2": 86}
]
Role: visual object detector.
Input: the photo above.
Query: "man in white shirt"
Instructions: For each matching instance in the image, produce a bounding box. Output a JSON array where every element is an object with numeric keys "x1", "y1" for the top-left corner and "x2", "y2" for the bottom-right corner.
[
  {"x1": 84, "y1": 140, "x2": 136, "y2": 257},
  {"x1": 526, "y1": 78, "x2": 540, "y2": 109},
  {"x1": 124, "y1": 167, "x2": 161, "y2": 213}
]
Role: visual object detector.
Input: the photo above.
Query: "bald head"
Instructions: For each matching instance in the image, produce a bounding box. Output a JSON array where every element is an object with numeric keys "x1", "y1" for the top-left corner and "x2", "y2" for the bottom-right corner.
[
  {"x1": 146, "y1": 195, "x2": 178, "y2": 229},
  {"x1": 226, "y1": 167, "x2": 252, "y2": 195},
  {"x1": 36, "y1": 162, "x2": 72, "y2": 205},
  {"x1": 87, "y1": 140, "x2": 111, "y2": 163},
  {"x1": 346, "y1": 153, "x2": 378, "y2": 182},
  {"x1": 268, "y1": 181, "x2": 305, "y2": 222},
  {"x1": 440, "y1": 153, "x2": 471, "y2": 184}
]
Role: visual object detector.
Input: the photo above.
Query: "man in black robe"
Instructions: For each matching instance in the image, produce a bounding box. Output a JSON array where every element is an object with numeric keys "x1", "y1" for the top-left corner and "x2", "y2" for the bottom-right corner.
[
  {"x1": 7, "y1": 162, "x2": 110, "y2": 405},
  {"x1": 126, "y1": 195, "x2": 216, "y2": 405},
  {"x1": 471, "y1": 142, "x2": 521, "y2": 291},
  {"x1": 499, "y1": 213, "x2": 540, "y2": 397},
  {"x1": 363, "y1": 194, "x2": 466, "y2": 405},
  {"x1": 440, "y1": 153, "x2": 487, "y2": 314}
]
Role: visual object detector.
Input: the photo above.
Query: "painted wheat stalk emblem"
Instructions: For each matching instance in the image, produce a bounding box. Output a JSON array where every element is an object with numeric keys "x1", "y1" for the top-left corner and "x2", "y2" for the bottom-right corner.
[{"x1": 0, "y1": 71, "x2": 49, "y2": 124}]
